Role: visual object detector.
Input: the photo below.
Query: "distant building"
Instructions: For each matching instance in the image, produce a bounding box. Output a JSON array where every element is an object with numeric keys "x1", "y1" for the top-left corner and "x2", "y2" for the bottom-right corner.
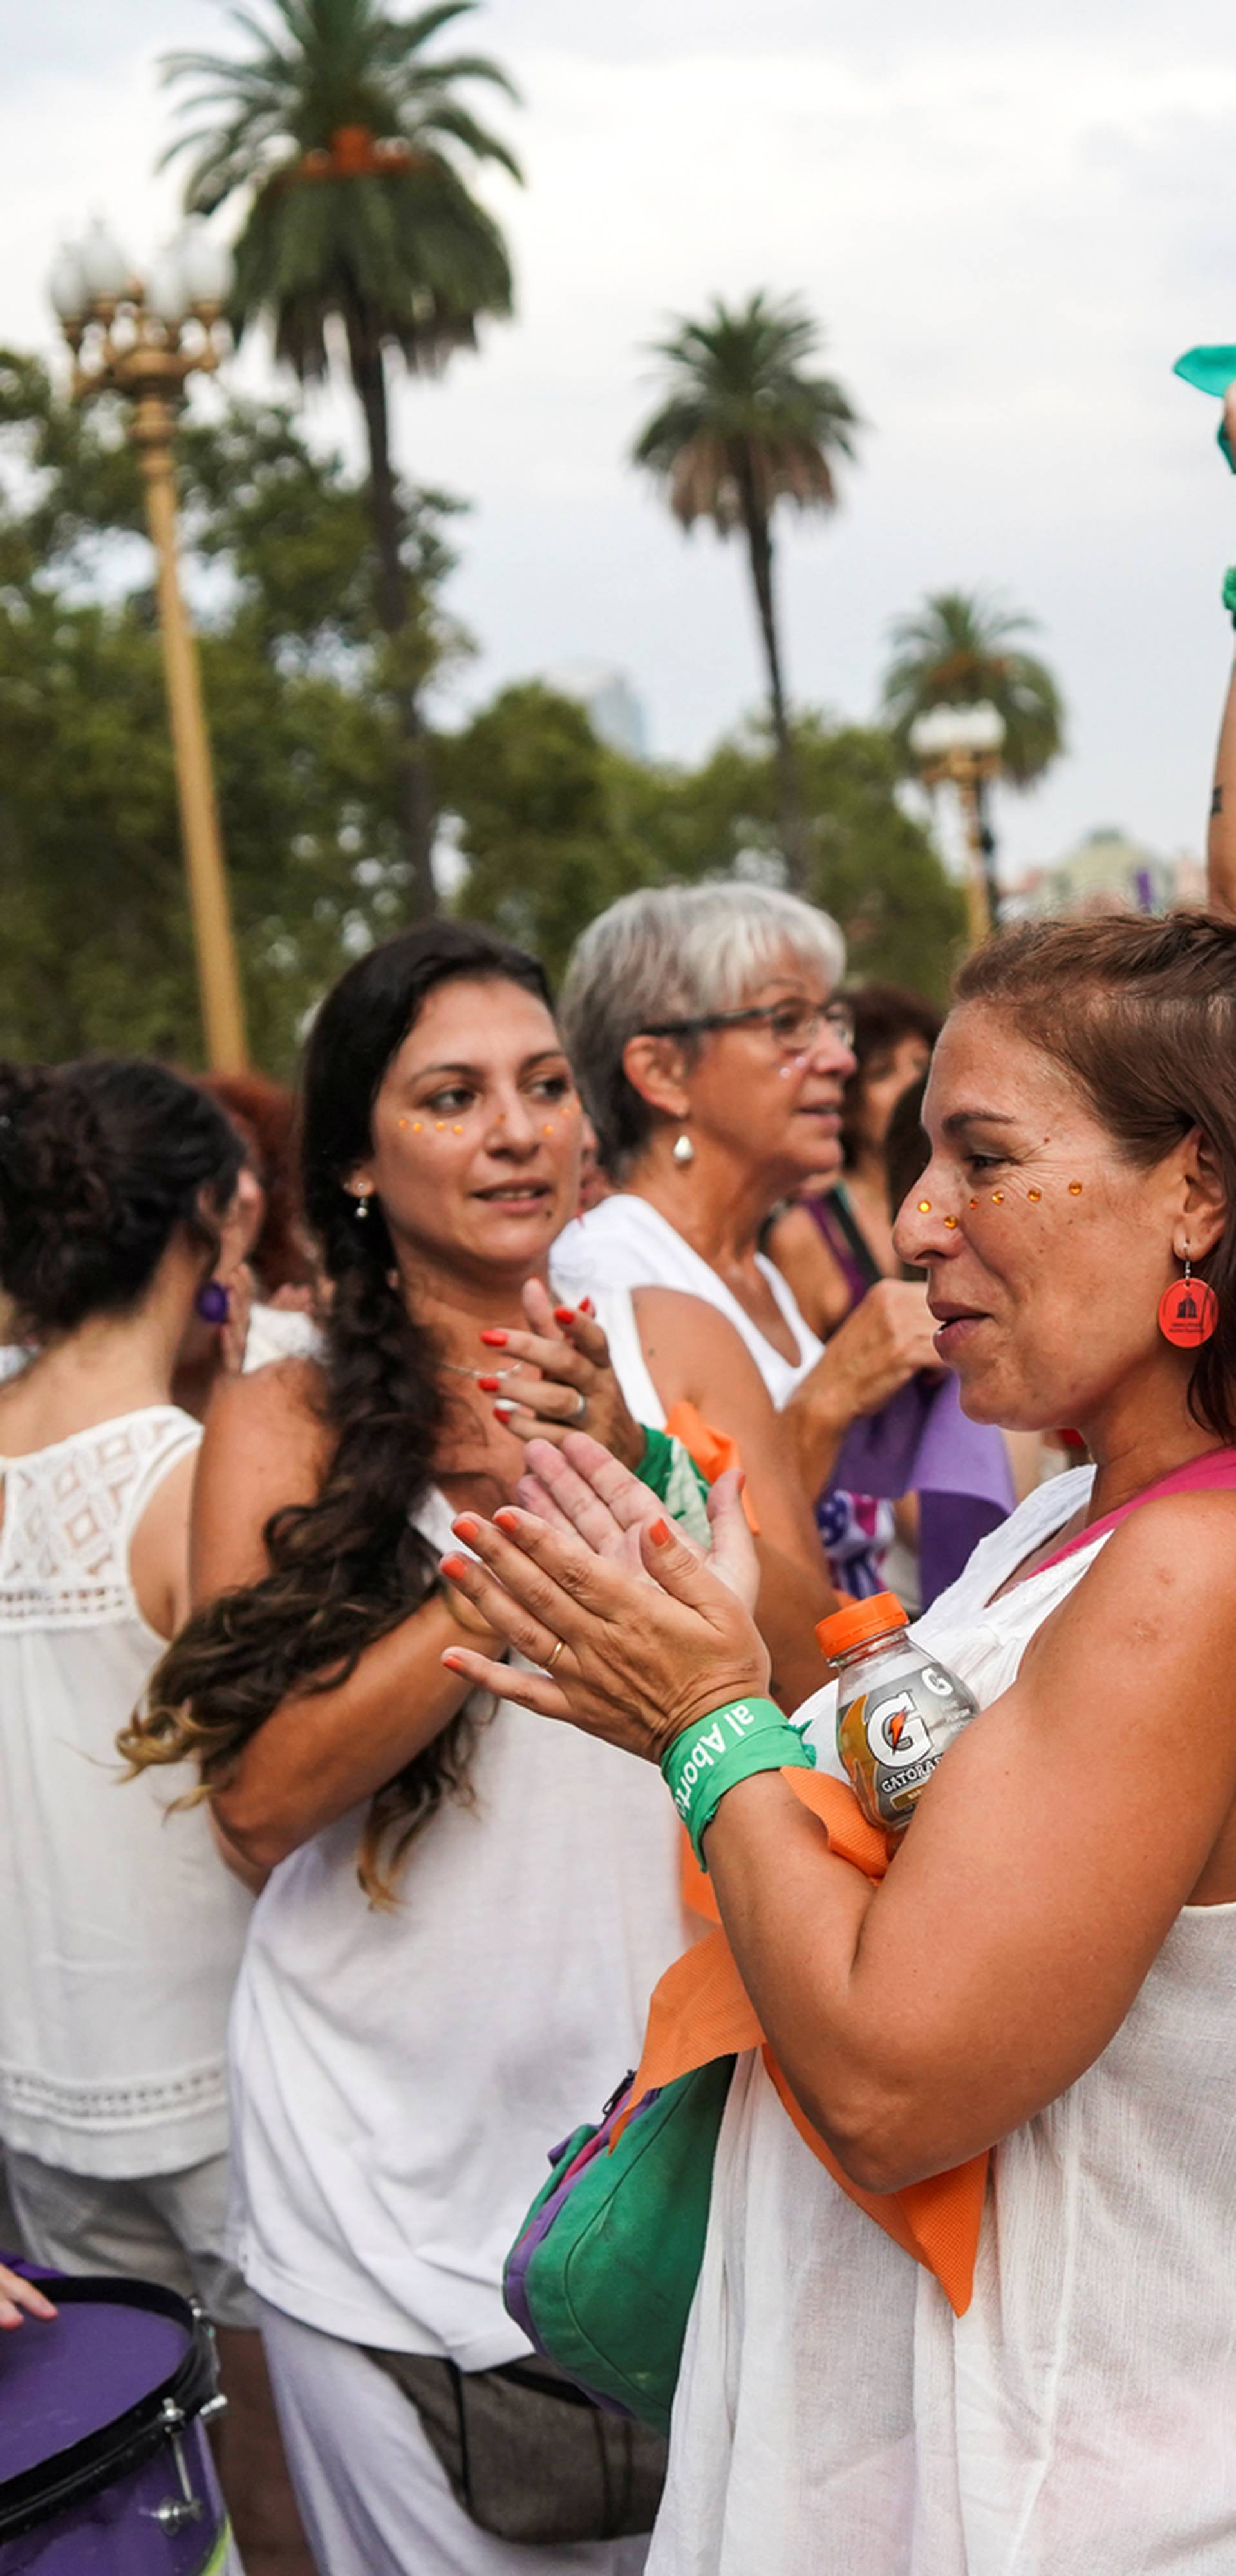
[
  {"x1": 1004, "y1": 828, "x2": 1204, "y2": 922},
  {"x1": 542, "y1": 661, "x2": 650, "y2": 761}
]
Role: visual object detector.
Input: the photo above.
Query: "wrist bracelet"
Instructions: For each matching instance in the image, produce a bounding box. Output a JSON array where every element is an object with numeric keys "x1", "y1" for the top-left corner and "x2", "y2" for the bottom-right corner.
[{"x1": 661, "y1": 1698, "x2": 816, "y2": 1868}]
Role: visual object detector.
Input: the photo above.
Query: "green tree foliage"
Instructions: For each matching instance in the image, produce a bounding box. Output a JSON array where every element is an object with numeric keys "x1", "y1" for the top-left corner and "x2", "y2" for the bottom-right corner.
[
  {"x1": 881, "y1": 589, "x2": 1065, "y2": 790},
  {"x1": 632, "y1": 294, "x2": 861, "y2": 890},
  {"x1": 0, "y1": 354, "x2": 452, "y2": 1068},
  {"x1": 442, "y1": 690, "x2": 964, "y2": 1002},
  {"x1": 164, "y1": 0, "x2": 521, "y2": 911}
]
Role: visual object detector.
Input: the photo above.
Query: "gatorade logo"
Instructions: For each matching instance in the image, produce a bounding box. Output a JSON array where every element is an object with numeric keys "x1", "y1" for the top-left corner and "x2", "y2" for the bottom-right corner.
[{"x1": 865, "y1": 1689, "x2": 933, "y2": 1770}]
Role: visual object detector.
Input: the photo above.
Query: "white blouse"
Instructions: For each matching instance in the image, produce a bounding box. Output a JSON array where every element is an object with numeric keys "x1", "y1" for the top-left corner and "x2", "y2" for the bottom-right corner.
[
  {"x1": 552, "y1": 1194, "x2": 823, "y2": 1409},
  {"x1": 0, "y1": 1408, "x2": 252, "y2": 2176},
  {"x1": 649, "y1": 1465, "x2": 1236, "y2": 2575}
]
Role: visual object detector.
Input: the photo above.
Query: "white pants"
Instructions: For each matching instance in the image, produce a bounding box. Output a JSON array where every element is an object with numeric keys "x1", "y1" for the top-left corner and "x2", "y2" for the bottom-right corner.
[{"x1": 259, "y1": 2298, "x2": 651, "y2": 2576}]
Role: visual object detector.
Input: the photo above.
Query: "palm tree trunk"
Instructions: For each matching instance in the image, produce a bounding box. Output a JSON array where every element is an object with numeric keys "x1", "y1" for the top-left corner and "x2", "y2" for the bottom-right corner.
[
  {"x1": 346, "y1": 319, "x2": 437, "y2": 918},
  {"x1": 738, "y1": 455, "x2": 810, "y2": 893}
]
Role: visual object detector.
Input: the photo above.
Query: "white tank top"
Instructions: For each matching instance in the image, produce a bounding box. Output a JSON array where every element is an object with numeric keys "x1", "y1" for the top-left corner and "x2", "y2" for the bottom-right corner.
[
  {"x1": 650, "y1": 1465, "x2": 1236, "y2": 2576},
  {"x1": 0, "y1": 1408, "x2": 252, "y2": 2177},
  {"x1": 552, "y1": 1195, "x2": 823, "y2": 1408},
  {"x1": 229, "y1": 1486, "x2": 695, "y2": 2364}
]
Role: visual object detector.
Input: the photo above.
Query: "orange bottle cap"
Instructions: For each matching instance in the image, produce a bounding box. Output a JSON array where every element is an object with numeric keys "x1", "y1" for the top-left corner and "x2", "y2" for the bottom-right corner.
[{"x1": 816, "y1": 1589, "x2": 909, "y2": 1660}]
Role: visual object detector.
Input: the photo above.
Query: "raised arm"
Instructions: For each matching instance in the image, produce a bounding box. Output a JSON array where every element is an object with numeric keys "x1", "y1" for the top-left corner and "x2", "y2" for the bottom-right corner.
[
  {"x1": 436, "y1": 1478, "x2": 1236, "y2": 2193},
  {"x1": 632, "y1": 1285, "x2": 838, "y2": 1705},
  {"x1": 189, "y1": 1364, "x2": 496, "y2": 1872}
]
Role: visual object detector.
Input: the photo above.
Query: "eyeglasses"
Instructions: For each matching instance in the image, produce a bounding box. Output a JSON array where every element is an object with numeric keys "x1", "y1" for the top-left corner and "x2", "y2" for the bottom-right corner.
[{"x1": 641, "y1": 999, "x2": 856, "y2": 1058}]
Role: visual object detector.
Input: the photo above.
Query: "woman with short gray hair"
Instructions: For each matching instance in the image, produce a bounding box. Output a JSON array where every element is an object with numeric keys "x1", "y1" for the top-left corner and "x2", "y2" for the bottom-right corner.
[{"x1": 550, "y1": 886, "x2": 939, "y2": 1667}]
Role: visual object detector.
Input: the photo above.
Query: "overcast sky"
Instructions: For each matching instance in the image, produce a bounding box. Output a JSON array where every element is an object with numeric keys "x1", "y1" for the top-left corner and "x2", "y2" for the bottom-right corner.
[{"x1": 8, "y1": 0, "x2": 1236, "y2": 879}]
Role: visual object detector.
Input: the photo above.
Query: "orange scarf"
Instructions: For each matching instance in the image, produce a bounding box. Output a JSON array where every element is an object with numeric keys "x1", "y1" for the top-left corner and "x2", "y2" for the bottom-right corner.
[{"x1": 621, "y1": 1771, "x2": 987, "y2": 2316}]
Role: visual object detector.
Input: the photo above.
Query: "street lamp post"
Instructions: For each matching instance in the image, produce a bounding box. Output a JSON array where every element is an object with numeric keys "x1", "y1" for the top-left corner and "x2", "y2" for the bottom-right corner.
[
  {"x1": 48, "y1": 220, "x2": 248, "y2": 1071},
  {"x1": 909, "y1": 701, "x2": 1007, "y2": 950}
]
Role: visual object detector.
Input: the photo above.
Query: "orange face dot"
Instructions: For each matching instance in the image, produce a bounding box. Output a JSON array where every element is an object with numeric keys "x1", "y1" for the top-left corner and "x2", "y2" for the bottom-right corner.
[
  {"x1": 917, "y1": 1199, "x2": 932, "y2": 1213},
  {"x1": 944, "y1": 1215, "x2": 958, "y2": 1230},
  {"x1": 453, "y1": 1123, "x2": 463, "y2": 1134},
  {"x1": 397, "y1": 1116, "x2": 408, "y2": 1130},
  {"x1": 543, "y1": 1124, "x2": 554, "y2": 1135},
  {"x1": 435, "y1": 1122, "x2": 445, "y2": 1132},
  {"x1": 1028, "y1": 1188, "x2": 1042, "y2": 1203},
  {"x1": 1069, "y1": 1181, "x2": 1083, "y2": 1196},
  {"x1": 991, "y1": 1191, "x2": 1005, "y2": 1204},
  {"x1": 969, "y1": 1197, "x2": 979, "y2": 1209},
  {"x1": 413, "y1": 1122, "x2": 423, "y2": 1133}
]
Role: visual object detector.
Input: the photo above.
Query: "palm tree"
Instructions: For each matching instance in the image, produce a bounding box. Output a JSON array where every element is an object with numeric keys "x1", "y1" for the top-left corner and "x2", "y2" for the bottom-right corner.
[
  {"x1": 164, "y1": 0, "x2": 521, "y2": 914},
  {"x1": 632, "y1": 292, "x2": 861, "y2": 892},
  {"x1": 881, "y1": 591, "x2": 1065, "y2": 928},
  {"x1": 881, "y1": 589, "x2": 1065, "y2": 786}
]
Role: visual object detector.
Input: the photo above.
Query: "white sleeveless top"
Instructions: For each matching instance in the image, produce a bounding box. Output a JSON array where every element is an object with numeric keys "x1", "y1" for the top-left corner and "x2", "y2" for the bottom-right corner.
[
  {"x1": 0, "y1": 1408, "x2": 252, "y2": 2177},
  {"x1": 228, "y1": 1485, "x2": 694, "y2": 2364},
  {"x1": 553, "y1": 1195, "x2": 823, "y2": 1408},
  {"x1": 650, "y1": 1464, "x2": 1236, "y2": 2576}
]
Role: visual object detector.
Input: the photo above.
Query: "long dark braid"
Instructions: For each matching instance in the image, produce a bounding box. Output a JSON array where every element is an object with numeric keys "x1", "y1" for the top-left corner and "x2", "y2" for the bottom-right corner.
[{"x1": 121, "y1": 923, "x2": 554, "y2": 1902}]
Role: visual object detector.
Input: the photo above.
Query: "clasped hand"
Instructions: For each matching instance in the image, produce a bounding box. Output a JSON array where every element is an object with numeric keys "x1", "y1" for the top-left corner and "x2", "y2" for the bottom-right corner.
[{"x1": 440, "y1": 1433, "x2": 770, "y2": 1763}]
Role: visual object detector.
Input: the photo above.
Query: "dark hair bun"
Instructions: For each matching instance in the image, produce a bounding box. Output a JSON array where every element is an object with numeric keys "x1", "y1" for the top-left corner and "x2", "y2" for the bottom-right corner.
[{"x1": 0, "y1": 1057, "x2": 244, "y2": 1336}]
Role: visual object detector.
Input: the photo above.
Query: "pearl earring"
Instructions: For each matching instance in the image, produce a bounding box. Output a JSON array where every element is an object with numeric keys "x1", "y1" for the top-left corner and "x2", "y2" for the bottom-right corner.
[{"x1": 672, "y1": 1133, "x2": 695, "y2": 1166}]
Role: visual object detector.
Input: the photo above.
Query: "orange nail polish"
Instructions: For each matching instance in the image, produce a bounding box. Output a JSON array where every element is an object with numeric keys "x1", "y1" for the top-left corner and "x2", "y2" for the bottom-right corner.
[
  {"x1": 452, "y1": 1515, "x2": 480, "y2": 1542},
  {"x1": 441, "y1": 1555, "x2": 469, "y2": 1582},
  {"x1": 650, "y1": 1518, "x2": 671, "y2": 1544},
  {"x1": 494, "y1": 1507, "x2": 521, "y2": 1531}
]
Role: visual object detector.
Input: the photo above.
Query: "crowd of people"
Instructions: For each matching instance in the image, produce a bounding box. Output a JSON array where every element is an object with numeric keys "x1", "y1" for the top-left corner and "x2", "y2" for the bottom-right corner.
[{"x1": 1, "y1": 881, "x2": 1235, "y2": 2574}]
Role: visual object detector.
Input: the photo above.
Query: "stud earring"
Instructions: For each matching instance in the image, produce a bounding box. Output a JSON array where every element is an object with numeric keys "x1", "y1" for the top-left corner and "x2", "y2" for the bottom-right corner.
[
  {"x1": 353, "y1": 1189, "x2": 371, "y2": 1222},
  {"x1": 1159, "y1": 1252, "x2": 1219, "y2": 1349},
  {"x1": 196, "y1": 1280, "x2": 230, "y2": 1323},
  {"x1": 672, "y1": 1133, "x2": 695, "y2": 1166}
]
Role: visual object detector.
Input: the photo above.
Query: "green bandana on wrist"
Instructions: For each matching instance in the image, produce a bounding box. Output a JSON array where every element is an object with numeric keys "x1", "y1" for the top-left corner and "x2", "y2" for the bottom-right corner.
[{"x1": 661, "y1": 1698, "x2": 817, "y2": 1868}]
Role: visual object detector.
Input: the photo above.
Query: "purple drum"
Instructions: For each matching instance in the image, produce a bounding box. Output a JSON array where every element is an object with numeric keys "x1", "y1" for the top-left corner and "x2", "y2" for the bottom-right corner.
[{"x1": 0, "y1": 2275, "x2": 236, "y2": 2574}]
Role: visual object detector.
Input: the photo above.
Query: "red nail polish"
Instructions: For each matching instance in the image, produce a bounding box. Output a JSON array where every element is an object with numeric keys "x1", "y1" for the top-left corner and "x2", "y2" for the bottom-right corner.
[
  {"x1": 554, "y1": 1306, "x2": 576, "y2": 1327},
  {"x1": 494, "y1": 1507, "x2": 521, "y2": 1531},
  {"x1": 480, "y1": 1329, "x2": 509, "y2": 1347},
  {"x1": 493, "y1": 1400, "x2": 515, "y2": 1417},
  {"x1": 441, "y1": 1555, "x2": 469, "y2": 1582},
  {"x1": 453, "y1": 1515, "x2": 480, "y2": 1542},
  {"x1": 650, "y1": 1518, "x2": 671, "y2": 1544},
  {"x1": 476, "y1": 1376, "x2": 500, "y2": 1393},
  {"x1": 579, "y1": 1297, "x2": 594, "y2": 1315}
]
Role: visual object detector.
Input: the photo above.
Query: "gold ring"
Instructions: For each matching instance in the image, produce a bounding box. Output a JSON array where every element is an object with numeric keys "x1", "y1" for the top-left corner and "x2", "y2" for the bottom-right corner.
[{"x1": 545, "y1": 1638, "x2": 566, "y2": 1672}]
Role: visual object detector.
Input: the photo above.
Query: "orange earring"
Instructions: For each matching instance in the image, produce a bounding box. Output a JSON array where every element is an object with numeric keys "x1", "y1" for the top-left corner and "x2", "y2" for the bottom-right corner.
[{"x1": 1159, "y1": 1256, "x2": 1218, "y2": 1348}]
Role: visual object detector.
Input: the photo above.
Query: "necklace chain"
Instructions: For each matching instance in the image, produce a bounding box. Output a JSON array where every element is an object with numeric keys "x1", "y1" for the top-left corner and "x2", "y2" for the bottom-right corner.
[{"x1": 442, "y1": 1358, "x2": 522, "y2": 1382}]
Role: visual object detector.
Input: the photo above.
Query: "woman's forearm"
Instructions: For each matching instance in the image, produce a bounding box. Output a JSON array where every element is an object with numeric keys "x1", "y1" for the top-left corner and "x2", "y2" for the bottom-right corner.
[{"x1": 212, "y1": 1593, "x2": 489, "y2": 1870}]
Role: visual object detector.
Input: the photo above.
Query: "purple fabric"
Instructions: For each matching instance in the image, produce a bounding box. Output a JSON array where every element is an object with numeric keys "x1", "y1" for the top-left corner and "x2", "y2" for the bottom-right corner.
[{"x1": 830, "y1": 1374, "x2": 1015, "y2": 1610}]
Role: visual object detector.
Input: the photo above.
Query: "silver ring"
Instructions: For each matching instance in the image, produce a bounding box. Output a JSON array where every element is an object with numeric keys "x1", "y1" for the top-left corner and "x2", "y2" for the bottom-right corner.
[
  {"x1": 569, "y1": 1390, "x2": 587, "y2": 1421},
  {"x1": 545, "y1": 1637, "x2": 566, "y2": 1672}
]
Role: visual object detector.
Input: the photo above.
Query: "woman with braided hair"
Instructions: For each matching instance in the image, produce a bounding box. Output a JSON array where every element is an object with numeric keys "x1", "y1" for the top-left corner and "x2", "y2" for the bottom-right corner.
[{"x1": 123, "y1": 922, "x2": 704, "y2": 2576}]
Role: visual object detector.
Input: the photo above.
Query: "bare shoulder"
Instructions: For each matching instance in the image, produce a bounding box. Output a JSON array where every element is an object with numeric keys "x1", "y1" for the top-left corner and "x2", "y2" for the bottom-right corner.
[
  {"x1": 633, "y1": 1287, "x2": 773, "y2": 1390},
  {"x1": 205, "y1": 1357, "x2": 329, "y2": 1465},
  {"x1": 194, "y1": 1359, "x2": 332, "y2": 1600},
  {"x1": 1046, "y1": 1486, "x2": 1236, "y2": 1669}
]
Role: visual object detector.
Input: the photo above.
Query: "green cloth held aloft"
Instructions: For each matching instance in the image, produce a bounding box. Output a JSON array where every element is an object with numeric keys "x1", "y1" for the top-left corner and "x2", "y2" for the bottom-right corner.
[{"x1": 1172, "y1": 345, "x2": 1236, "y2": 475}]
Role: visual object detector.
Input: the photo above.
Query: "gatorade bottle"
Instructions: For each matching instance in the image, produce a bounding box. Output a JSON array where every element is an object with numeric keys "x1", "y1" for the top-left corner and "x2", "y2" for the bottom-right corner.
[{"x1": 816, "y1": 1591, "x2": 978, "y2": 1834}]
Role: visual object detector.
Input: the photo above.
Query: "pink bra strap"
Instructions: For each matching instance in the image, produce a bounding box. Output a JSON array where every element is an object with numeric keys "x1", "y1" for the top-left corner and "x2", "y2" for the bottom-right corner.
[{"x1": 1036, "y1": 1445, "x2": 1236, "y2": 1576}]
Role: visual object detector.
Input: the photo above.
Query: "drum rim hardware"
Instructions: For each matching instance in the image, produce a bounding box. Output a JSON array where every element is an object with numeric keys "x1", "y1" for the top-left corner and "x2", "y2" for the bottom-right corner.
[{"x1": 0, "y1": 2276, "x2": 220, "y2": 2543}]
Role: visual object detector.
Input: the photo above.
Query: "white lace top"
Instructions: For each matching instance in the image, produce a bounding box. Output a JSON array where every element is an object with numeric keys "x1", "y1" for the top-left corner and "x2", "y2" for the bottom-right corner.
[
  {"x1": 650, "y1": 1466, "x2": 1236, "y2": 2575},
  {"x1": 0, "y1": 1408, "x2": 252, "y2": 2177}
]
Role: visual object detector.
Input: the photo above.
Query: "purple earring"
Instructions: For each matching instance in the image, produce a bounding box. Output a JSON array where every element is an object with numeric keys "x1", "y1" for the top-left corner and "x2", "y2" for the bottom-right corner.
[{"x1": 196, "y1": 1281, "x2": 230, "y2": 1325}]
